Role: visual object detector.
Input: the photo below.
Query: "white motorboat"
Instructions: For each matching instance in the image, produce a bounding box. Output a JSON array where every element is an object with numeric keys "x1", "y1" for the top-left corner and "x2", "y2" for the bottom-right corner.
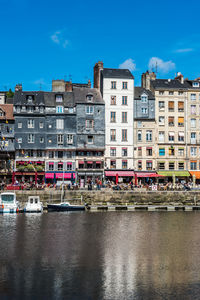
[
  {"x1": 0, "y1": 192, "x2": 19, "y2": 213},
  {"x1": 24, "y1": 196, "x2": 43, "y2": 213}
]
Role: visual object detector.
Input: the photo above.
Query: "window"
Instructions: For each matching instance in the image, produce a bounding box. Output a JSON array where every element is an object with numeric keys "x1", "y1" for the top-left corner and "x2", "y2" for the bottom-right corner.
[
  {"x1": 168, "y1": 101, "x2": 174, "y2": 112},
  {"x1": 18, "y1": 122, "x2": 22, "y2": 129},
  {"x1": 16, "y1": 106, "x2": 20, "y2": 113},
  {"x1": 122, "y1": 82, "x2": 127, "y2": 89},
  {"x1": 88, "y1": 135, "x2": 93, "y2": 144},
  {"x1": 169, "y1": 147, "x2": 175, "y2": 156},
  {"x1": 146, "y1": 130, "x2": 152, "y2": 142},
  {"x1": 178, "y1": 132, "x2": 184, "y2": 142},
  {"x1": 111, "y1": 96, "x2": 116, "y2": 105},
  {"x1": 178, "y1": 162, "x2": 184, "y2": 170},
  {"x1": 27, "y1": 119, "x2": 34, "y2": 128},
  {"x1": 57, "y1": 134, "x2": 63, "y2": 145},
  {"x1": 191, "y1": 147, "x2": 197, "y2": 156},
  {"x1": 67, "y1": 163, "x2": 72, "y2": 171},
  {"x1": 141, "y1": 94, "x2": 148, "y2": 103},
  {"x1": 169, "y1": 162, "x2": 175, "y2": 170},
  {"x1": 27, "y1": 95, "x2": 33, "y2": 102},
  {"x1": 191, "y1": 132, "x2": 196, "y2": 143},
  {"x1": 40, "y1": 137, "x2": 44, "y2": 143},
  {"x1": 122, "y1": 129, "x2": 127, "y2": 141},
  {"x1": 58, "y1": 151, "x2": 63, "y2": 158},
  {"x1": 178, "y1": 117, "x2": 184, "y2": 127},
  {"x1": 56, "y1": 95, "x2": 63, "y2": 102},
  {"x1": 68, "y1": 108, "x2": 74, "y2": 114},
  {"x1": 39, "y1": 122, "x2": 44, "y2": 129},
  {"x1": 27, "y1": 150, "x2": 34, "y2": 157},
  {"x1": 193, "y1": 82, "x2": 199, "y2": 87},
  {"x1": 67, "y1": 134, "x2": 73, "y2": 144},
  {"x1": 146, "y1": 161, "x2": 152, "y2": 170},
  {"x1": 58, "y1": 163, "x2": 63, "y2": 171},
  {"x1": 178, "y1": 148, "x2": 184, "y2": 156},
  {"x1": 86, "y1": 106, "x2": 94, "y2": 114},
  {"x1": 122, "y1": 96, "x2": 127, "y2": 105},
  {"x1": 159, "y1": 101, "x2": 165, "y2": 110},
  {"x1": 191, "y1": 119, "x2": 196, "y2": 128},
  {"x1": 158, "y1": 162, "x2": 165, "y2": 170},
  {"x1": 159, "y1": 116, "x2": 165, "y2": 125},
  {"x1": 37, "y1": 150, "x2": 43, "y2": 157},
  {"x1": 191, "y1": 94, "x2": 196, "y2": 101},
  {"x1": 191, "y1": 161, "x2": 197, "y2": 170},
  {"x1": 110, "y1": 160, "x2": 116, "y2": 169},
  {"x1": 56, "y1": 119, "x2": 64, "y2": 129},
  {"x1": 169, "y1": 132, "x2": 174, "y2": 142},
  {"x1": 178, "y1": 91, "x2": 183, "y2": 95},
  {"x1": 138, "y1": 147, "x2": 142, "y2": 156},
  {"x1": 122, "y1": 112, "x2": 127, "y2": 123},
  {"x1": 28, "y1": 134, "x2": 34, "y2": 143},
  {"x1": 86, "y1": 95, "x2": 93, "y2": 102},
  {"x1": 122, "y1": 160, "x2": 127, "y2": 169},
  {"x1": 138, "y1": 130, "x2": 142, "y2": 141},
  {"x1": 18, "y1": 138, "x2": 22, "y2": 143},
  {"x1": 110, "y1": 148, "x2": 116, "y2": 156},
  {"x1": 142, "y1": 107, "x2": 148, "y2": 114},
  {"x1": 159, "y1": 131, "x2": 164, "y2": 142},
  {"x1": 86, "y1": 120, "x2": 94, "y2": 129},
  {"x1": 137, "y1": 121, "x2": 142, "y2": 128},
  {"x1": 178, "y1": 102, "x2": 184, "y2": 112},
  {"x1": 49, "y1": 151, "x2": 54, "y2": 159},
  {"x1": 49, "y1": 162, "x2": 54, "y2": 171},
  {"x1": 191, "y1": 105, "x2": 196, "y2": 115},
  {"x1": 146, "y1": 147, "x2": 152, "y2": 156},
  {"x1": 110, "y1": 129, "x2": 116, "y2": 141},
  {"x1": 111, "y1": 81, "x2": 116, "y2": 89},
  {"x1": 110, "y1": 112, "x2": 116, "y2": 123},
  {"x1": 138, "y1": 161, "x2": 142, "y2": 170},
  {"x1": 56, "y1": 106, "x2": 64, "y2": 113},
  {"x1": 159, "y1": 148, "x2": 165, "y2": 156},
  {"x1": 168, "y1": 117, "x2": 174, "y2": 126},
  {"x1": 169, "y1": 91, "x2": 174, "y2": 95},
  {"x1": 159, "y1": 91, "x2": 164, "y2": 95},
  {"x1": 122, "y1": 148, "x2": 127, "y2": 156},
  {"x1": 28, "y1": 106, "x2": 33, "y2": 113}
]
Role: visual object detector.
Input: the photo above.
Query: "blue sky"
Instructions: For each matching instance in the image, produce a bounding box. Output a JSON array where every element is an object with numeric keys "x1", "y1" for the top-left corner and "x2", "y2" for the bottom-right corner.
[{"x1": 1, "y1": 0, "x2": 200, "y2": 91}]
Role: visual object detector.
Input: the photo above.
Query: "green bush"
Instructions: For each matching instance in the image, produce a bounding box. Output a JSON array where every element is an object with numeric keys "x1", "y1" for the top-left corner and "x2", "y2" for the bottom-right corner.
[
  {"x1": 35, "y1": 165, "x2": 44, "y2": 172},
  {"x1": 26, "y1": 164, "x2": 34, "y2": 171}
]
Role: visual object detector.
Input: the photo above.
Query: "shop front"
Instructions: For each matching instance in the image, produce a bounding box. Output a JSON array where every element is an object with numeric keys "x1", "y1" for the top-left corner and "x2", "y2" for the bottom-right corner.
[
  {"x1": 13, "y1": 172, "x2": 45, "y2": 184},
  {"x1": 45, "y1": 172, "x2": 76, "y2": 184},
  {"x1": 189, "y1": 171, "x2": 200, "y2": 186},
  {"x1": 134, "y1": 171, "x2": 162, "y2": 186},
  {"x1": 105, "y1": 170, "x2": 134, "y2": 184},
  {"x1": 77, "y1": 171, "x2": 103, "y2": 188},
  {"x1": 157, "y1": 171, "x2": 190, "y2": 185}
]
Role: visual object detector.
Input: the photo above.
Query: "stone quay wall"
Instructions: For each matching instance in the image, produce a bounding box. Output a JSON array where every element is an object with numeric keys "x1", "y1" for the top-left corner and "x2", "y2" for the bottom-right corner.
[{"x1": 14, "y1": 190, "x2": 200, "y2": 206}]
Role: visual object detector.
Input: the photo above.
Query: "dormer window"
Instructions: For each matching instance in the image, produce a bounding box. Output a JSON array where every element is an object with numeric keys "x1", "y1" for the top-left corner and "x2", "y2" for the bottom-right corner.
[
  {"x1": 56, "y1": 106, "x2": 64, "y2": 113},
  {"x1": 27, "y1": 95, "x2": 34, "y2": 102},
  {"x1": 28, "y1": 106, "x2": 33, "y2": 113},
  {"x1": 141, "y1": 93, "x2": 148, "y2": 103},
  {"x1": 0, "y1": 109, "x2": 4, "y2": 117},
  {"x1": 193, "y1": 82, "x2": 199, "y2": 88},
  {"x1": 86, "y1": 94, "x2": 93, "y2": 102},
  {"x1": 40, "y1": 106, "x2": 44, "y2": 113},
  {"x1": 56, "y1": 95, "x2": 63, "y2": 102}
]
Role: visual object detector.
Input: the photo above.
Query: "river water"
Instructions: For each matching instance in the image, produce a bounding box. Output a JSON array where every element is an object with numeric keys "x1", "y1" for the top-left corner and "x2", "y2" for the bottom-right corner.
[{"x1": 0, "y1": 211, "x2": 200, "y2": 300}]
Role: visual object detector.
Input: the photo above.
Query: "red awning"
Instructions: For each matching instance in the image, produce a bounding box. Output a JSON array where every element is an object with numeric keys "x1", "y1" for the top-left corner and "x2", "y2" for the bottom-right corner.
[
  {"x1": 49, "y1": 162, "x2": 54, "y2": 165},
  {"x1": 79, "y1": 161, "x2": 84, "y2": 164},
  {"x1": 105, "y1": 171, "x2": 134, "y2": 177},
  {"x1": 87, "y1": 161, "x2": 93, "y2": 164},
  {"x1": 96, "y1": 161, "x2": 101, "y2": 164},
  {"x1": 67, "y1": 162, "x2": 72, "y2": 165},
  {"x1": 45, "y1": 173, "x2": 54, "y2": 179},
  {"x1": 56, "y1": 173, "x2": 75, "y2": 179},
  {"x1": 135, "y1": 172, "x2": 162, "y2": 178}
]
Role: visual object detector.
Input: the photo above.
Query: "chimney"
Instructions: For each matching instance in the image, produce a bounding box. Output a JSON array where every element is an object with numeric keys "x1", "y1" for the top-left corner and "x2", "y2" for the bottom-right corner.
[
  {"x1": 175, "y1": 72, "x2": 184, "y2": 84},
  {"x1": 52, "y1": 80, "x2": 65, "y2": 92},
  {"x1": 88, "y1": 79, "x2": 91, "y2": 88},
  {"x1": 65, "y1": 81, "x2": 73, "y2": 92},
  {"x1": 15, "y1": 84, "x2": 22, "y2": 92},
  {"x1": 141, "y1": 71, "x2": 156, "y2": 90},
  {"x1": 94, "y1": 61, "x2": 103, "y2": 89}
]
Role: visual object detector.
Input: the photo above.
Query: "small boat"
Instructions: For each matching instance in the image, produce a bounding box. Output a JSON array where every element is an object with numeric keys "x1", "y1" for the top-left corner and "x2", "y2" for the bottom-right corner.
[
  {"x1": 24, "y1": 196, "x2": 43, "y2": 213},
  {"x1": 0, "y1": 192, "x2": 19, "y2": 213},
  {"x1": 47, "y1": 202, "x2": 85, "y2": 212}
]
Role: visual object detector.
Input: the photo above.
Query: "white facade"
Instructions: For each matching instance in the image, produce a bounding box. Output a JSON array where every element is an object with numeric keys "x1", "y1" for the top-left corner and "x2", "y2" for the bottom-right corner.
[{"x1": 102, "y1": 76, "x2": 134, "y2": 170}]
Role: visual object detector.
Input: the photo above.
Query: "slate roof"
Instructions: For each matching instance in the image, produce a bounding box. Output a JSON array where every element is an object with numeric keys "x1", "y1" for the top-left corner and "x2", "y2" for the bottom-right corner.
[
  {"x1": 0, "y1": 104, "x2": 14, "y2": 120},
  {"x1": 73, "y1": 87, "x2": 104, "y2": 104},
  {"x1": 184, "y1": 80, "x2": 200, "y2": 89},
  {"x1": 101, "y1": 68, "x2": 134, "y2": 79},
  {"x1": 134, "y1": 87, "x2": 155, "y2": 100},
  {"x1": 151, "y1": 79, "x2": 188, "y2": 89},
  {"x1": 44, "y1": 92, "x2": 74, "y2": 107},
  {"x1": 14, "y1": 91, "x2": 45, "y2": 105}
]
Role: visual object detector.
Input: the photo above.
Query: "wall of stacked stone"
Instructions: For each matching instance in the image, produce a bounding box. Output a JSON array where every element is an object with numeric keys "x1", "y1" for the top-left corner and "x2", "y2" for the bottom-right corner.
[{"x1": 15, "y1": 190, "x2": 200, "y2": 206}]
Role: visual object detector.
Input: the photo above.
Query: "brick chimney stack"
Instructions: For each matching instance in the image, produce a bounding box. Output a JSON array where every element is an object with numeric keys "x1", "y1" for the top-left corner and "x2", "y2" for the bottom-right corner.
[
  {"x1": 141, "y1": 71, "x2": 156, "y2": 90},
  {"x1": 175, "y1": 72, "x2": 184, "y2": 84},
  {"x1": 94, "y1": 61, "x2": 103, "y2": 89},
  {"x1": 65, "y1": 81, "x2": 73, "y2": 92},
  {"x1": 88, "y1": 79, "x2": 91, "y2": 88}
]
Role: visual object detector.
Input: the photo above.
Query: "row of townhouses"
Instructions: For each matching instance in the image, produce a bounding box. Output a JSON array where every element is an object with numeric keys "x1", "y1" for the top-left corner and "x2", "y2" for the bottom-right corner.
[{"x1": 1, "y1": 62, "x2": 200, "y2": 186}]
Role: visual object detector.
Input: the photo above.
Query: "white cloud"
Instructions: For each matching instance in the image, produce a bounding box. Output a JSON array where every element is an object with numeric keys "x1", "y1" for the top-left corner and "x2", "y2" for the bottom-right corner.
[
  {"x1": 50, "y1": 30, "x2": 69, "y2": 48},
  {"x1": 148, "y1": 57, "x2": 175, "y2": 73},
  {"x1": 175, "y1": 48, "x2": 194, "y2": 53},
  {"x1": 119, "y1": 58, "x2": 136, "y2": 71}
]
